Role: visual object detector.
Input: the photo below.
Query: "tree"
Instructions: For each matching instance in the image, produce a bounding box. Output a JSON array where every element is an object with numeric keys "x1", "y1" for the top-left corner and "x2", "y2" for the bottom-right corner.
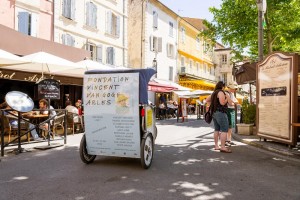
[{"x1": 200, "y1": 0, "x2": 300, "y2": 61}]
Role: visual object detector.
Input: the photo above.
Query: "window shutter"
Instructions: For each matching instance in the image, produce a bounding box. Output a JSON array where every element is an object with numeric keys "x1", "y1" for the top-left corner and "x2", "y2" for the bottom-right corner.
[
  {"x1": 70, "y1": 0, "x2": 75, "y2": 20},
  {"x1": 65, "y1": 0, "x2": 71, "y2": 19},
  {"x1": 149, "y1": 35, "x2": 153, "y2": 51},
  {"x1": 30, "y1": 13, "x2": 37, "y2": 37},
  {"x1": 62, "y1": 0, "x2": 67, "y2": 17},
  {"x1": 92, "y1": 3, "x2": 97, "y2": 28},
  {"x1": 106, "y1": 47, "x2": 111, "y2": 64},
  {"x1": 18, "y1": 12, "x2": 29, "y2": 35},
  {"x1": 153, "y1": 11, "x2": 158, "y2": 28},
  {"x1": 116, "y1": 16, "x2": 120, "y2": 37},
  {"x1": 169, "y1": 66, "x2": 173, "y2": 81},
  {"x1": 86, "y1": 2, "x2": 90, "y2": 25},
  {"x1": 106, "y1": 11, "x2": 112, "y2": 34},
  {"x1": 62, "y1": 34, "x2": 66, "y2": 44},
  {"x1": 112, "y1": 48, "x2": 115, "y2": 65},
  {"x1": 158, "y1": 37, "x2": 162, "y2": 52},
  {"x1": 96, "y1": 45, "x2": 102, "y2": 63}
]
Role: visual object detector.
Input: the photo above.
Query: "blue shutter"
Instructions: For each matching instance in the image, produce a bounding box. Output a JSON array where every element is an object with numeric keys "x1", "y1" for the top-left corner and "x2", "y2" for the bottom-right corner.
[
  {"x1": 106, "y1": 47, "x2": 110, "y2": 64},
  {"x1": 62, "y1": 34, "x2": 66, "y2": 44},
  {"x1": 92, "y1": 3, "x2": 97, "y2": 28},
  {"x1": 153, "y1": 11, "x2": 158, "y2": 28},
  {"x1": 112, "y1": 48, "x2": 115, "y2": 65},
  {"x1": 116, "y1": 16, "x2": 120, "y2": 37},
  {"x1": 62, "y1": 0, "x2": 67, "y2": 17},
  {"x1": 18, "y1": 12, "x2": 29, "y2": 35},
  {"x1": 65, "y1": 0, "x2": 71, "y2": 19},
  {"x1": 70, "y1": 0, "x2": 75, "y2": 20},
  {"x1": 86, "y1": 2, "x2": 90, "y2": 25},
  {"x1": 106, "y1": 11, "x2": 112, "y2": 34}
]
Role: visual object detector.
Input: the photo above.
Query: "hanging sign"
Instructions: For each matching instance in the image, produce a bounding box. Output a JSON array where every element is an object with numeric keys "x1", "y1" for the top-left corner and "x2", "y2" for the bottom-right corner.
[{"x1": 38, "y1": 79, "x2": 60, "y2": 99}]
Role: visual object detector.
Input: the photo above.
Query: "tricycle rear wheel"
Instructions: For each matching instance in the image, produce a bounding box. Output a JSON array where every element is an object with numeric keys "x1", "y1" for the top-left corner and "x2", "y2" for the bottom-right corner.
[
  {"x1": 141, "y1": 134, "x2": 153, "y2": 169},
  {"x1": 79, "y1": 134, "x2": 96, "y2": 164}
]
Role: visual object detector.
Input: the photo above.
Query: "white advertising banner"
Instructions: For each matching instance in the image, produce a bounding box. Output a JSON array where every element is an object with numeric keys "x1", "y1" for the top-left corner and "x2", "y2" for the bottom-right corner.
[{"x1": 83, "y1": 72, "x2": 140, "y2": 158}]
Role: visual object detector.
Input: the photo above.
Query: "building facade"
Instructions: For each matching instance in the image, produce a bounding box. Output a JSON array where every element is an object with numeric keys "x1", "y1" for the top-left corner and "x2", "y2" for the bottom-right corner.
[
  {"x1": 177, "y1": 17, "x2": 216, "y2": 91},
  {"x1": 128, "y1": 0, "x2": 178, "y2": 81},
  {"x1": 54, "y1": 0, "x2": 128, "y2": 67},
  {"x1": 214, "y1": 46, "x2": 234, "y2": 84}
]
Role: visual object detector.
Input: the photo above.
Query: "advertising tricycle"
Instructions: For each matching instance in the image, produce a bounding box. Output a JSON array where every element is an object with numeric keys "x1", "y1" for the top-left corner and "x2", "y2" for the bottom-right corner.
[{"x1": 79, "y1": 68, "x2": 157, "y2": 169}]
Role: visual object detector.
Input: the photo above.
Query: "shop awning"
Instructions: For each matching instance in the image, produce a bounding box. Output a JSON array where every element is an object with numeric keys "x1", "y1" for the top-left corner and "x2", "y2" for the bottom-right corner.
[
  {"x1": 173, "y1": 90, "x2": 213, "y2": 98},
  {"x1": 148, "y1": 81, "x2": 178, "y2": 92},
  {"x1": 153, "y1": 78, "x2": 192, "y2": 91}
]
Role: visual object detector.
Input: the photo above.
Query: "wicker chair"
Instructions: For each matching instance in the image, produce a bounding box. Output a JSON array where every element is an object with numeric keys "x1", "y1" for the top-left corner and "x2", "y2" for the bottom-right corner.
[{"x1": 66, "y1": 112, "x2": 82, "y2": 135}]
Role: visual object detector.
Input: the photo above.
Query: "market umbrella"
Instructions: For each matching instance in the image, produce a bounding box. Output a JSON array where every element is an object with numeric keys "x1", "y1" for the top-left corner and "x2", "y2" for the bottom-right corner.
[
  {"x1": 0, "y1": 49, "x2": 29, "y2": 66},
  {"x1": 1, "y1": 51, "x2": 81, "y2": 76},
  {"x1": 235, "y1": 62, "x2": 257, "y2": 85}
]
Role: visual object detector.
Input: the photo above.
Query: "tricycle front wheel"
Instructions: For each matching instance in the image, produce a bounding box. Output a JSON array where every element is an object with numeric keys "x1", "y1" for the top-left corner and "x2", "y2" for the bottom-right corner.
[
  {"x1": 79, "y1": 134, "x2": 96, "y2": 164},
  {"x1": 141, "y1": 134, "x2": 154, "y2": 169}
]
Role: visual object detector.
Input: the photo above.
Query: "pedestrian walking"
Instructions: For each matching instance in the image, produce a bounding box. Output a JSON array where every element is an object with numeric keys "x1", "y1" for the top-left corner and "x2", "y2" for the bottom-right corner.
[{"x1": 206, "y1": 81, "x2": 232, "y2": 153}]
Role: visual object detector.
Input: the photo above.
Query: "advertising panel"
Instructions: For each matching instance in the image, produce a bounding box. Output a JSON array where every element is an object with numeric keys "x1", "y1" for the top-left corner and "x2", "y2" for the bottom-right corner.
[{"x1": 83, "y1": 73, "x2": 140, "y2": 158}]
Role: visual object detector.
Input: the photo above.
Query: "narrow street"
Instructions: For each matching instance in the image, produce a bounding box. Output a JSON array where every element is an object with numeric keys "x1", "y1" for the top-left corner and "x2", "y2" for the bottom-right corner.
[{"x1": 0, "y1": 116, "x2": 299, "y2": 200}]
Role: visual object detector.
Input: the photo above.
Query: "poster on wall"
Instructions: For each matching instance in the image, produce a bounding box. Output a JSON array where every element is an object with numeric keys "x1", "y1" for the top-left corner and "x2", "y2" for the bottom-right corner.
[
  {"x1": 257, "y1": 52, "x2": 296, "y2": 144},
  {"x1": 83, "y1": 72, "x2": 140, "y2": 158}
]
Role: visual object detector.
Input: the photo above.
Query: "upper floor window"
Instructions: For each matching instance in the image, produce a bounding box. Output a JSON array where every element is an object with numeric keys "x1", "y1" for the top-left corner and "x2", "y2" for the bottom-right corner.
[
  {"x1": 196, "y1": 37, "x2": 200, "y2": 50},
  {"x1": 106, "y1": 11, "x2": 120, "y2": 37},
  {"x1": 181, "y1": 27, "x2": 185, "y2": 43},
  {"x1": 87, "y1": 43, "x2": 102, "y2": 62},
  {"x1": 181, "y1": 57, "x2": 185, "y2": 67},
  {"x1": 169, "y1": 66, "x2": 173, "y2": 81},
  {"x1": 18, "y1": 12, "x2": 37, "y2": 37},
  {"x1": 86, "y1": 2, "x2": 97, "y2": 28},
  {"x1": 153, "y1": 11, "x2": 158, "y2": 29},
  {"x1": 203, "y1": 63, "x2": 207, "y2": 73},
  {"x1": 150, "y1": 36, "x2": 162, "y2": 53},
  {"x1": 189, "y1": 60, "x2": 193, "y2": 71},
  {"x1": 222, "y1": 54, "x2": 227, "y2": 64},
  {"x1": 167, "y1": 43, "x2": 174, "y2": 58},
  {"x1": 196, "y1": 62, "x2": 199, "y2": 72},
  {"x1": 106, "y1": 47, "x2": 115, "y2": 65},
  {"x1": 62, "y1": 34, "x2": 75, "y2": 47},
  {"x1": 62, "y1": 0, "x2": 75, "y2": 20},
  {"x1": 169, "y1": 22, "x2": 173, "y2": 37}
]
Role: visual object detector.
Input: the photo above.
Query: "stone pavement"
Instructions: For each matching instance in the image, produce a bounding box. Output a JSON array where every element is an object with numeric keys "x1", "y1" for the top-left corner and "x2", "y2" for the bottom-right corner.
[{"x1": 1, "y1": 115, "x2": 300, "y2": 160}]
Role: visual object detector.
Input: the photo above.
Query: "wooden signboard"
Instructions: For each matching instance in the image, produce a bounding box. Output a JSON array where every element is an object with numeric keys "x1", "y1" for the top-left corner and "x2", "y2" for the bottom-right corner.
[
  {"x1": 257, "y1": 52, "x2": 298, "y2": 145},
  {"x1": 38, "y1": 79, "x2": 60, "y2": 100}
]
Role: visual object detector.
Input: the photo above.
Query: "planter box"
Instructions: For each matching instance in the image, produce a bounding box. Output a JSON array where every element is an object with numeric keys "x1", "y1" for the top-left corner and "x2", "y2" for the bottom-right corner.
[{"x1": 237, "y1": 123, "x2": 254, "y2": 135}]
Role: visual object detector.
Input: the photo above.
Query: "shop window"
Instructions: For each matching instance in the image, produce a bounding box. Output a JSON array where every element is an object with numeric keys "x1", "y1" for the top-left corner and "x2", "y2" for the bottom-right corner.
[
  {"x1": 18, "y1": 12, "x2": 37, "y2": 37},
  {"x1": 153, "y1": 11, "x2": 158, "y2": 29},
  {"x1": 106, "y1": 47, "x2": 115, "y2": 65},
  {"x1": 150, "y1": 36, "x2": 162, "y2": 53},
  {"x1": 86, "y1": 2, "x2": 97, "y2": 28},
  {"x1": 62, "y1": 34, "x2": 75, "y2": 47},
  {"x1": 62, "y1": 0, "x2": 75, "y2": 20},
  {"x1": 106, "y1": 10, "x2": 120, "y2": 37}
]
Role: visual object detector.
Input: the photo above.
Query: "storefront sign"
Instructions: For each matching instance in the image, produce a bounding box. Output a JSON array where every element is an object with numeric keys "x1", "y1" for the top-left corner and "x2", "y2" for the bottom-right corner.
[
  {"x1": 83, "y1": 72, "x2": 140, "y2": 158},
  {"x1": 257, "y1": 52, "x2": 298, "y2": 145},
  {"x1": 38, "y1": 79, "x2": 60, "y2": 99}
]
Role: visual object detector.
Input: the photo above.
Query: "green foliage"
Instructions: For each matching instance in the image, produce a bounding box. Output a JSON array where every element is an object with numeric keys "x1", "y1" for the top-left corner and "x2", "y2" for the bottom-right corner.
[
  {"x1": 201, "y1": 0, "x2": 300, "y2": 61},
  {"x1": 242, "y1": 99, "x2": 256, "y2": 124}
]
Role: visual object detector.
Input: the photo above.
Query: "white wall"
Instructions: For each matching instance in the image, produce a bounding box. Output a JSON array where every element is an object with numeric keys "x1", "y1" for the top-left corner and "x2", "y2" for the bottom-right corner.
[
  {"x1": 144, "y1": 2, "x2": 178, "y2": 81},
  {"x1": 54, "y1": 0, "x2": 128, "y2": 67}
]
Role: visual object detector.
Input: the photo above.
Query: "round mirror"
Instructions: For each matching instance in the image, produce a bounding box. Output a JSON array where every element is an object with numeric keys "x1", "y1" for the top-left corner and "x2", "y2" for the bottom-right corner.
[{"x1": 5, "y1": 91, "x2": 34, "y2": 113}]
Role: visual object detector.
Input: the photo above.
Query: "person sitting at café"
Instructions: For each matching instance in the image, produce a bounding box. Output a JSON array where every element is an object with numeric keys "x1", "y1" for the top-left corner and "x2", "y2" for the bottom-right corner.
[
  {"x1": 29, "y1": 99, "x2": 56, "y2": 141},
  {"x1": 65, "y1": 100, "x2": 79, "y2": 123},
  {"x1": 158, "y1": 101, "x2": 166, "y2": 119}
]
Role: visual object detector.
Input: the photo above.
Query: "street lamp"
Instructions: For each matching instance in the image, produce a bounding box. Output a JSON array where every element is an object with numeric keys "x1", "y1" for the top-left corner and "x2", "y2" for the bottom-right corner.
[
  {"x1": 152, "y1": 58, "x2": 157, "y2": 70},
  {"x1": 257, "y1": 0, "x2": 266, "y2": 62}
]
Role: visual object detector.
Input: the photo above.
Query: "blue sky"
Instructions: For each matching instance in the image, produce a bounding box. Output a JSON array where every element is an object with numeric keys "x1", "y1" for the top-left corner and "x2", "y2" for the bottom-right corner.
[{"x1": 159, "y1": 0, "x2": 222, "y2": 22}]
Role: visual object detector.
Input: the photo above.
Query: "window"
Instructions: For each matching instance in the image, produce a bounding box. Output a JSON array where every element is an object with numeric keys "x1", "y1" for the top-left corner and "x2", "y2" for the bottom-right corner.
[
  {"x1": 62, "y1": 0, "x2": 75, "y2": 20},
  {"x1": 18, "y1": 12, "x2": 37, "y2": 36},
  {"x1": 181, "y1": 27, "x2": 185, "y2": 43},
  {"x1": 86, "y1": 2, "x2": 97, "y2": 28},
  {"x1": 221, "y1": 74, "x2": 227, "y2": 84},
  {"x1": 169, "y1": 22, "x2": 173, "y2": 37},
  {"x1": 203, "y1": 41, "x2": 210, "y2": 53},
  {"x1": 153, "y1": 11, "x2": 158, "y2": 29},
  {"x1": 222, "y1": 54, "x2": 227, "y2": 64},
  {"x1": 203, "y1": 63, "x2": 207, "y2": 73},
  {"x1": 169, "y1": 66, "x2": 173, "y2": 81},
  {"x1": 62, "y1": 34, "x2": 75, "y2": 46},
  {"x1": 87, "y1": 44, "x2": 96, "y2": 60},
  {"x1": 196, "y1": 37, "x2": 200, "y2": 50},
  {"x1": 150, "y1": 36, "x2": 162, "y2": 52},
  {"x1": 189, "y1": 60, "x2": 193, "y2": 71},
  {"x1": 181, "y1": 57, "x2": 185, "y2": 67},
  {"x1": 196, "y1": 62, "x2": 199, "y2": 72},
  {"x1": 106, "y1": 47, "x2": 115, "y2": 65},
  {"x1": 167, "y1": 43, "x2": 174, "y2": 58},
  {"x1": 96, "y1": 45, "x2": 103, "y2": 63},
  {"x1": 106, "y1": 11, "x2": 120, "y2": 37}
]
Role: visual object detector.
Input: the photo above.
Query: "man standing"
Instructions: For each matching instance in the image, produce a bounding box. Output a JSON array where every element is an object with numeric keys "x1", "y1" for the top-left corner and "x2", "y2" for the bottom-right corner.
[{"x1": 225, "y1": 82, "x2": 239, "y2": 145}]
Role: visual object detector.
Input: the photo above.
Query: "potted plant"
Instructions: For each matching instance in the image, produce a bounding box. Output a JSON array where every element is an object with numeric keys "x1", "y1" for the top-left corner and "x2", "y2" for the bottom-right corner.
[{"x1": 237, "y1": 99, "x2": 256, "y2": 135}]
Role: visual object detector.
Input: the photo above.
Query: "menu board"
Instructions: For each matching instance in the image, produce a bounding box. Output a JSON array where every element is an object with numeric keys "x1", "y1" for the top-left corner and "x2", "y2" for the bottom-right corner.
[
  {"x1": 38, "y1": 79, "x2": 60, "y2": 99},
  {"x1": 258, "y1": 53, "x2": 292, "y2": 139},
  {"x1": 83, "y1": 72, "x2": 140, "y2": 158}
]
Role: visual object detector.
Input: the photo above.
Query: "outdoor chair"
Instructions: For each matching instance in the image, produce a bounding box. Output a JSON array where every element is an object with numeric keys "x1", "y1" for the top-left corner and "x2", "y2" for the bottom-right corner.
[
  {"x1": 1, "y1": 115, "x2": 30, "y2": 143},
  {"x1": 51, "y1": 114, "x2": 65, "y2": 138},
  {"x1": 66, "y1": 112, "x2": 83, "y2": 135}
]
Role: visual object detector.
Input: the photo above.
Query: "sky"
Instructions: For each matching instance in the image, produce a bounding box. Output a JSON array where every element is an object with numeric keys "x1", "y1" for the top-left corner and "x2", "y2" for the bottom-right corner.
[{"x1": 159, "y1": 0, "x2": 222, "y2": 22}]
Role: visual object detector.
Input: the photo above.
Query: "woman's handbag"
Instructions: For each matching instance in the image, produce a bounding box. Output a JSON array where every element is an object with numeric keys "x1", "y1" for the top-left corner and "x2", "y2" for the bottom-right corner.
[{"x1": 204, "y1": 106, "x2": 212, "y2": 124}]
